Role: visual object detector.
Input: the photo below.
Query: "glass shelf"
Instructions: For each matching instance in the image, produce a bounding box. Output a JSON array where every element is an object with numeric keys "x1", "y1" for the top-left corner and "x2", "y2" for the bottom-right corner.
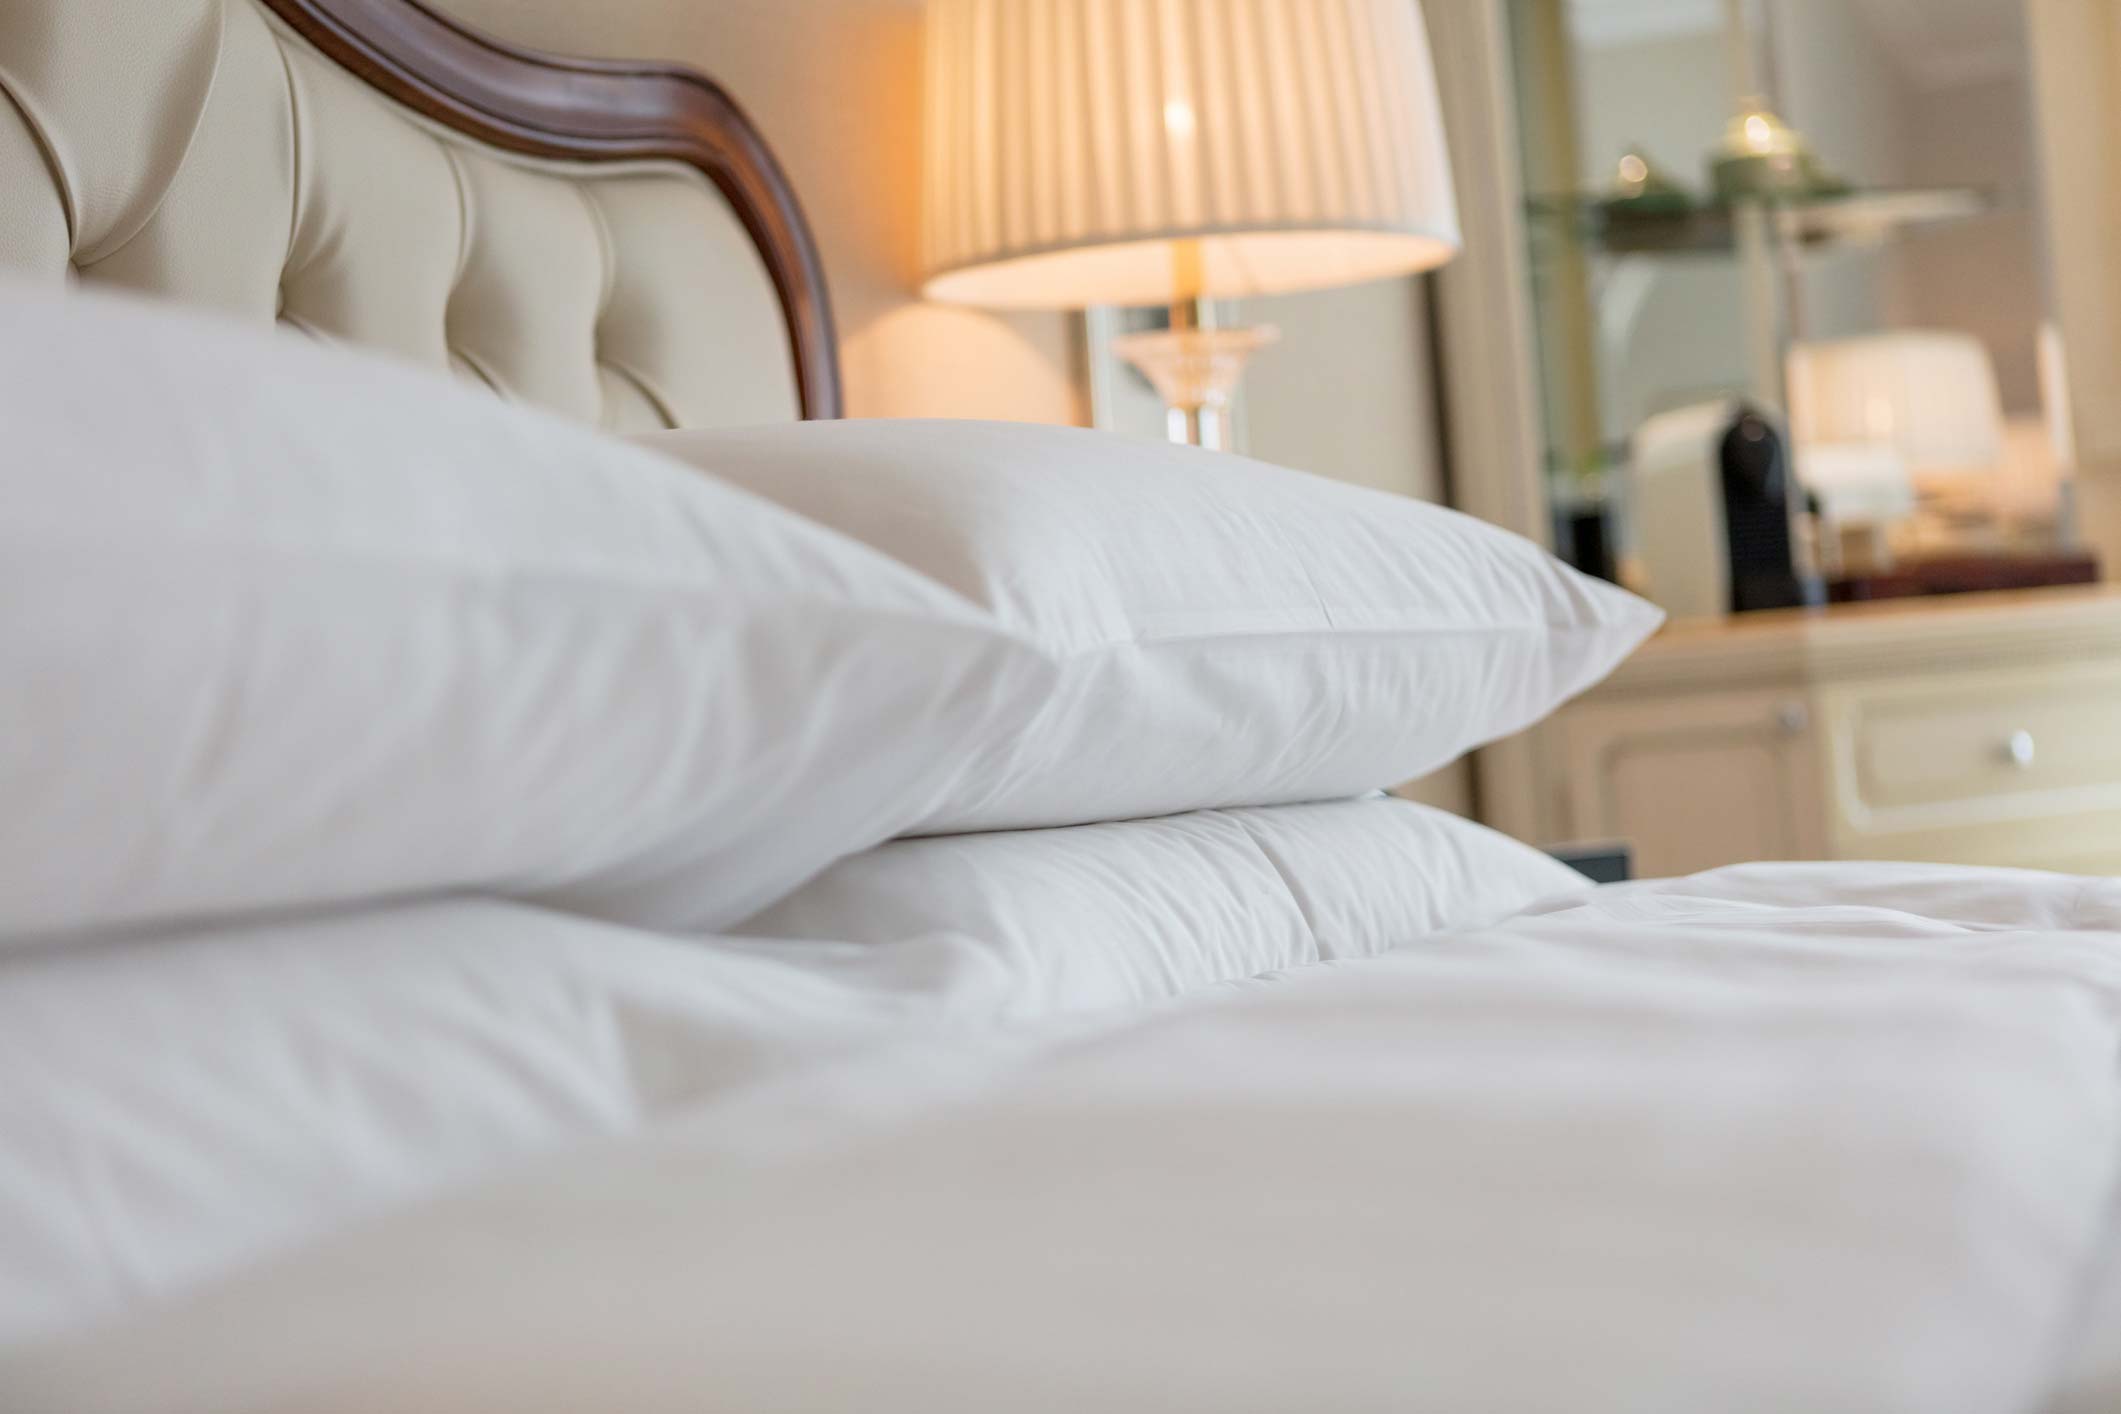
[{"x1": 1525, "y1": 187, "x2": 1994, "y2": 257}]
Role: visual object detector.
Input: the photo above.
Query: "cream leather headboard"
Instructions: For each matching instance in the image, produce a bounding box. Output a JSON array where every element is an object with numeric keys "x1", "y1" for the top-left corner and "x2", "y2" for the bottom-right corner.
[{"x1": 0, "y1": 0, "x2": 841, "y2": 430}]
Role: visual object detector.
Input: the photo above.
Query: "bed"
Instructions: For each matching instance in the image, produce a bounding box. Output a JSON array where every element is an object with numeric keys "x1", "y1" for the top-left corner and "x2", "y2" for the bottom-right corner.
[{"x1": 6, "y1": 3, "x2": 2121, "y2": 1411}]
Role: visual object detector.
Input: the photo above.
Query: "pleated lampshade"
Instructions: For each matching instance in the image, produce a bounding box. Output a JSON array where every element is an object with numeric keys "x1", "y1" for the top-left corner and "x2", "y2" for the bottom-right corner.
[
  {"x1": 921, "y1": 0, "x2": 1461, "y2": 309},
  {"x1": 1787, "y1": 332, "x2": 2005, "y2": 479}
]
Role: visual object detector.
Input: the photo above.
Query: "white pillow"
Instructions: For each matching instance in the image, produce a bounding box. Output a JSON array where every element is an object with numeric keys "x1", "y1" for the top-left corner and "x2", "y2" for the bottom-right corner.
[
  {"x1": 0, "y1": 285, "x2": 1056, "y2": 941},
  {"x1": 638, "y1": 420, "x2": 1662, "y2": 833},
  {"x1": 738, "y1": 795, "x2": 1589, "y2": 1014}
]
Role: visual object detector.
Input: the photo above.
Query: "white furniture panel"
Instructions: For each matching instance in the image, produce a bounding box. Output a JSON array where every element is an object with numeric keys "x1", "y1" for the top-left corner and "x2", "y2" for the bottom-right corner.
[
  {"x1": 1555, "y1": 689, "x2": 1823, "y2": 879},
  {"x1": 1546, "y1": 586, "x2": 2121, "y2": 877}
]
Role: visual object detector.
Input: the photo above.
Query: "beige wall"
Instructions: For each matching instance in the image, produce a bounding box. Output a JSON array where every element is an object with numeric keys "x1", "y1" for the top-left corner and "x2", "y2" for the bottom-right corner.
[
  {"x1": 1896, "y1": 76, "x2": 2048, "y2": 415},
  {"x1": 427, "y1": 0, "x2": 1082, "y2": 426},
  {"x1": 2029, "y1": 0, "x2": 2121, "y2": 572},
  {"x1": 1239, "y1": 278, "x2": 1447, "y2": 503},
  {"x1": 1772, "y1": 0, "x2": 1911, "y2": 343}
]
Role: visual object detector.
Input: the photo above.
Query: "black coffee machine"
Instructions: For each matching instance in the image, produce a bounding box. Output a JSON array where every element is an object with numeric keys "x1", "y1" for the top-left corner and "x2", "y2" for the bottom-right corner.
[
  {"x1": 1719, "y1": 405, "x2": 1822, "y2": 613},
  {"x1": 1630, "y1": 400, "x2": 1823, "y2": 617}
]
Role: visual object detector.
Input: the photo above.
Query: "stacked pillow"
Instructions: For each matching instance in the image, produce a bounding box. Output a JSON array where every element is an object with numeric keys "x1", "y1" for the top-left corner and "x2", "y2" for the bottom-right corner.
[
  {"x1": 0, "y1": 284, "x2": 1054, "y2": 941},
  {"x1": 641, "y1": 418, "x2": 1659, "y2": 833},
  {"x1": 738, "y1": 796, "x2": 1592, "y2": 1015},
  {"x1": 3, "y1": 282, "x2": 1656, "y2": 986},
  {"x1": 636, "y1": 418, "x2": 1660, "y2": 990}
]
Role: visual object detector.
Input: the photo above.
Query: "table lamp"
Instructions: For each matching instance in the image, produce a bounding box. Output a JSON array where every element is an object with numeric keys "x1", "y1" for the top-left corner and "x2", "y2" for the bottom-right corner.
[
  {"x1": 920, "y1": 0, "x2": 1461, "y2": 449},
  {"x1": 1787, "y1": 331, "x2": 2008, "y2": 564},
  {"x1": 1786, "y1": 332, "x2": 2006, "y2": 486}
]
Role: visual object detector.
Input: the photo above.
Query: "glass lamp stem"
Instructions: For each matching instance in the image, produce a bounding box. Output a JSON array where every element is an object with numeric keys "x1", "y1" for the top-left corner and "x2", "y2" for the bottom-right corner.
[
  {"x1": 1112, "y1": 289, "x2": 1276, "y2": 453},
  {"x1": 1168, "y1": 295, "x2": 1212, "y2": 446}
]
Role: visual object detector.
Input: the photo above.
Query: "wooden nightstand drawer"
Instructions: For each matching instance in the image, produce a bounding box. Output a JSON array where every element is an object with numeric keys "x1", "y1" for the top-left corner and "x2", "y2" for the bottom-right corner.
[
  {"x1": 1822, "y1": 663, "x2": 2121, "y2": 872},
  {"x1": 1852, "y1": 681, "x2": 2121, "y2": 808}
]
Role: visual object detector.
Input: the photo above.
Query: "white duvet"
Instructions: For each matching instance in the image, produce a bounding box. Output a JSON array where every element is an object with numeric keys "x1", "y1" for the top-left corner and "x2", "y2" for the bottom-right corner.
[{"x1": 9, "y1": 863, "x2": 2121, "y2": 1411}]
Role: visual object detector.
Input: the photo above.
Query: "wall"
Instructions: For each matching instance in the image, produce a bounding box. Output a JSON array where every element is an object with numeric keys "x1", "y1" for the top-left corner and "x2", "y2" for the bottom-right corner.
[
  {"x1": 1895, "y1": 76, "x2": 2047, "y2": 414},
  {"x1": 2028, "y1": 0, "x2": 2121, "y2": 571},
  {"x1": 1239, "y1": 279, "x2": 1447, "y2": 502},
  {"x1": 426, "y1": 0, "x2": 1082, "y2": 425},
  {"x1": 1771, "y1": 0, "x2": 1911, "y2": 342}
]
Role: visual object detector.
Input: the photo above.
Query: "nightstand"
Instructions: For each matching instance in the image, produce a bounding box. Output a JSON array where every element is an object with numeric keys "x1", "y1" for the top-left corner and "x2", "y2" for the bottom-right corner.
[{"x1": 1542, "y1": 585, "x2": 2121, "y2": 878}]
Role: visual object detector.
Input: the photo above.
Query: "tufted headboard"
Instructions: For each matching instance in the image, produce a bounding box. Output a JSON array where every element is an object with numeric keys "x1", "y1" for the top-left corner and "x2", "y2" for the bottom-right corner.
[{"x1": 0, "y1": 0, "x2": 840, "y2": 430}]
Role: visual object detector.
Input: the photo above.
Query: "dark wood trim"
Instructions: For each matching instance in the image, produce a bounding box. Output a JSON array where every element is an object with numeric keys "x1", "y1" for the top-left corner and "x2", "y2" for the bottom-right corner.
[{"x1": 257, "y1": 0, "x2": 842, "y2": 420}]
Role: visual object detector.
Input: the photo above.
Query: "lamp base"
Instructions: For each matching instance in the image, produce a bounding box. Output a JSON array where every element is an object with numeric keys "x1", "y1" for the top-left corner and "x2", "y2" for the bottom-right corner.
[{"x1": 1110, "y1": 323, "x2": 1279, "y2": 450}]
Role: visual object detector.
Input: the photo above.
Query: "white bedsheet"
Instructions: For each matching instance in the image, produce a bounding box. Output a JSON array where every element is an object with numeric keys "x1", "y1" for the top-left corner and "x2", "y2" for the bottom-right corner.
[
  {"x1": 0, "y1": 900, "x2": 1029, "y2": 1347},
  {"x1": 9, "y1": 863, "x2": 2121, "y2": 1411}
]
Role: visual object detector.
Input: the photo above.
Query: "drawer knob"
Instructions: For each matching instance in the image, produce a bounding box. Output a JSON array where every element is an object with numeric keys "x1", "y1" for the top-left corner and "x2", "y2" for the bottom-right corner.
[
  {"x1": 1775, "y1": 702, "x2": 1809, "y2": 735},
  {"x1": 2003, "y1": 729, "x2": 2037, "y2": 769}
]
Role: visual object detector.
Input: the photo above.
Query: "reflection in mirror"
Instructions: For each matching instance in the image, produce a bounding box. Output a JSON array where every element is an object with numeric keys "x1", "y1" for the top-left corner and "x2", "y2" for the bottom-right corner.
[{"x1": 1512, "y1": 0, "x2": 2070, "y2": 616}]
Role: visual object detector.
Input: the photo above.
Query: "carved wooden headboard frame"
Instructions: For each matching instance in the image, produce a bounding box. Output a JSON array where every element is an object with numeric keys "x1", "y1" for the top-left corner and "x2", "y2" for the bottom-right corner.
[{"x1": 257, "y1": 0, "x2": 843, "y2": 419}]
